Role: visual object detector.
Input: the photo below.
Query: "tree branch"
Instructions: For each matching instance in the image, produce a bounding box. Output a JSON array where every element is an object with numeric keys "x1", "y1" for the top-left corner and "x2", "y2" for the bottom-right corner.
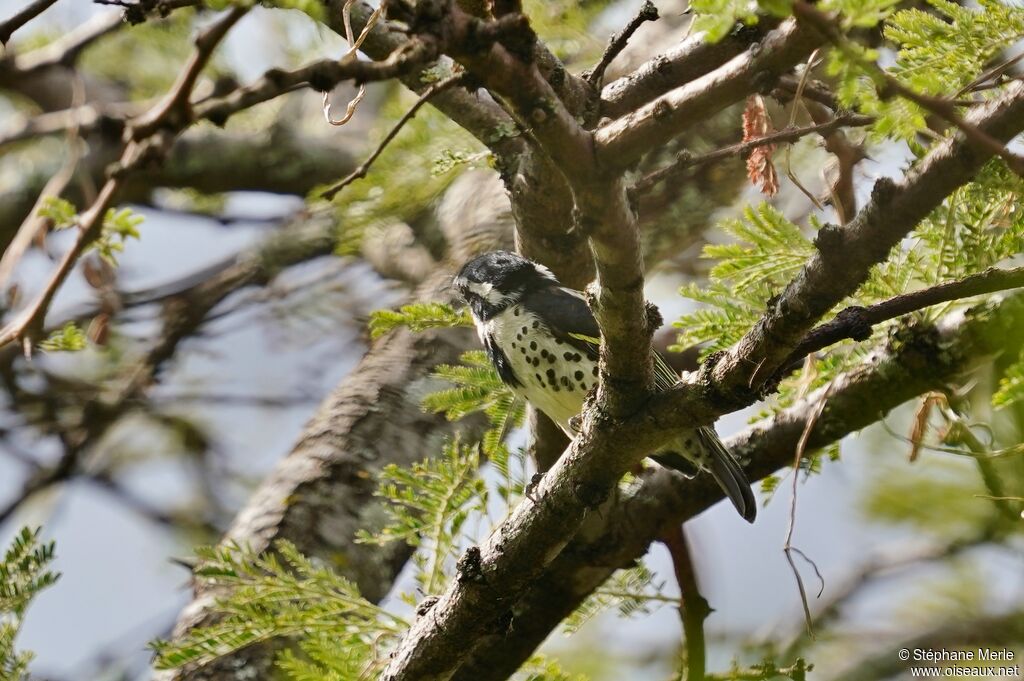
[
  {"x1": 0, "y1": 0, "x2": 60, "y2": 45},
  {"x1": 784, "y1": 265, "x2": 1024, "y2": 369},
  {"x1": 600, "y1": 20, "x2": 779, "y2": 120},
  {"x1": 584, "y1": 0, "x2": 659, "y2": 88},
  {"x1": 596, "y1": 19, "x2": 822, "y2": 171},
  {"x1": 632, "y1": 112, "x2": 873, "y2": 196}
]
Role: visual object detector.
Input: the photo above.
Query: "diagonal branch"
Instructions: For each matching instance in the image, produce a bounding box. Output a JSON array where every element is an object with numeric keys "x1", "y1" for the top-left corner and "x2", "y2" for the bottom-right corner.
[
  {"x1": 584, "y1": 0, "x2": 659, "y2": 88},
  {"x1": 784, "y1": 265, "x2": 1024, "y2": 369},
  {"x1": 0, "y1": 0, "x2": 58, "y2": 45},
  {"x1": 595, "y1": 18, "x2": 823, "y2": 171}
]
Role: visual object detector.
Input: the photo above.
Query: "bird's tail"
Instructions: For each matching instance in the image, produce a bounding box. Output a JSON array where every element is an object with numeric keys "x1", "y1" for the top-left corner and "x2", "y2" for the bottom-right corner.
[{"x1": 654, "y1": 428, "x2": 757, "y2": 523}]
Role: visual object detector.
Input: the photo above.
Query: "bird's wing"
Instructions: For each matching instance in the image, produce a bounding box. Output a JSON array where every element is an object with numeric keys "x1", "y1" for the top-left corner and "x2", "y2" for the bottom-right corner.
[
  {"x1": 521, "y1": 286, "x2": 601, "y2": 361},
  {"x1": 523, "y1": 286, "x2": 682, "y2": 390}
]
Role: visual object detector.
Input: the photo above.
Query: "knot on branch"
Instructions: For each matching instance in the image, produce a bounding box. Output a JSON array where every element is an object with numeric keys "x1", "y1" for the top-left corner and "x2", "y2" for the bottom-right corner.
[
  {"x1": 645, "y1": 300, "x2": 663, "y2": 334},
  {"x1": 753, "y1": 70, "x2": 778, "y2": 95},
  {"x1": 573, "y1": 479, "x2": 610, "y2": 509},
  {"x1": 813, "y1": 222, "x2": 844, "y2": 256},
  {"x1": 416, "y1": 596, "x2": 440, "y2": 617},
  {"x1": 456, "y1": 546, "x2": 485, "y2": 583},
  {"x1": 833, "y1": 306, "x2": 872, "y2": 341},
  {"x1": 652, "y1": 99, "x2": 673, "y2": 121},
  {"x1": 869, "y1": 176, "x2": 898, "y2": 205}
]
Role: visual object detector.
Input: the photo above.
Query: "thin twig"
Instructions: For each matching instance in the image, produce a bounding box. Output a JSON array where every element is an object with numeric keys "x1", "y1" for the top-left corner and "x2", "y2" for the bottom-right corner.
[
  {"x1": 321, "y1": 72, "x2": 466, "y2": 200},
  {"x1": 585, "y1": 0, "x2": 658, "y2": 87},
  {"x1": 784, "y1": 265, "x2": 1024, "y2": 369},
  {"x1": 782, "y1": 379, "x2": 833, "y2": 637},
  {"x1": 661, "y1": 525, "x2": 710, "y2": 681},
  {"x1": 0, "y1": 75, "x2": 88, "y2": 291},
  {"x1": 323, "y1": 0, "x2": 387, "y2": 126},
  {"x1": 0, "y1": 0, "x2": 59, "y2": 45},
  {"x1": 956, "y1": 51, "x2": 1024, "y2": 99},
  {"x1": 632, "y1": 113, "x2": 872, "y2": 195}
]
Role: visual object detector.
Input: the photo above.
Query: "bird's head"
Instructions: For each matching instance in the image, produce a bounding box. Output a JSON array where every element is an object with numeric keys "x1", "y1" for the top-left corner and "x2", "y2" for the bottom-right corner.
[{"x1": 454, "y1": 251, "x2": 558, "y2": 320}]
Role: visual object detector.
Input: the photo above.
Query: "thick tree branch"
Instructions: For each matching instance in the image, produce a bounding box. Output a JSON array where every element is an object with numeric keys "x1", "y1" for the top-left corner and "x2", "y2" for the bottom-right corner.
[
  {"x1": 600, "y1": 21, "x2": 779, "y2": 120},
  {"x1": 596, "y1": 19, "x2": 822, "y2": 171}
]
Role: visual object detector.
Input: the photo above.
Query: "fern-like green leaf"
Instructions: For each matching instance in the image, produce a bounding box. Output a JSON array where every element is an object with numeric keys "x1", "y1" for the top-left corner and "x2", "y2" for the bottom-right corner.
[
  {"x1": 368, "y1": 302, "x2": 472, "y2": 339},
  {"x1": 151, "y1": 541, "x2": 403, "y2": 670}
]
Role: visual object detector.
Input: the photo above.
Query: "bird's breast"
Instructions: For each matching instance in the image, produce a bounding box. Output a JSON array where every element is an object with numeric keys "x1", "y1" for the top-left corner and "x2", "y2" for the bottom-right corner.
[{"x1": 483, "y1": 305, "x2": 598, "y2": 433}]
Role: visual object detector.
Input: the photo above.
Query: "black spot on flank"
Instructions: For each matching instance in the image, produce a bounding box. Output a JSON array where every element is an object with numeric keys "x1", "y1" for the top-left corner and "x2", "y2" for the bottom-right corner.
[
  {"x1": 546, "y1": 368, "x2": 556, "y2": 381},
  {"x1": 563, "y1": 352, "x2": 574, "y2": 360},
  {"x1": 540, "y1": 349, "x2": 549, "y2": 358},
  {"x1": 555, "y1": 338, "x2": 564, "y2": 345},
  {"x1": 552, "y1": 384, "x2": 560, "y2": 392},
  {"x1": 530, "y1": 341, "x2": 537, "y2": 351},
  {"x1": 516, "y1": 333, "x2": 522, "y2": 341},
  {"x1": 513, "y1": 308, "x2": 520, "y2": 316},
  {"x1": 521, "y1": 326, "x2": 528, "y2": 334},
  {"x1": 511, "y1": 342, "x2": 517, "y2": 348},
  {"x1": 535, "y1": 373, "x2": 544, "y2": 386},
  {"x1": 561, "y1": 376, "x2": 570, "y2": 387},
  {"x1": 532, "y1": 357, "x2": 540, "y2": 367},
  {"x1": 684, "y1": 438, "x2": 694, "y2": 448},
  {"x1": 547, "y1": 354, "x2": 556, "y2": 364},
  {"x1": 532, "y1": 321, "x2": 540, "y2": 328},
  {"x1": 520, "y1": 347, "x2": 526, "y2": 354},
  {"x1": 592, "y1": 366, "x2": 599, "y2": 376},
  {"x1": 572, "y1": 353, "x2": 582, "y2": 362},
  {"x1": 566, "y1": 383, "x2": 574, "y2": 392},
  {"x1": 574, "y1": 370, "x2": 584, "y2": 381}
]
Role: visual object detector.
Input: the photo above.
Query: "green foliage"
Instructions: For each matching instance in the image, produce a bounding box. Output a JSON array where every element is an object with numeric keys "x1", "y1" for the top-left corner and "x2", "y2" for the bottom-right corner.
[
  {"x1": 36, "y1": 196, "x2": 77, "y2": 229},
  {"x1": 563, "y1": 563, "x2": 667, "y2": 635},
  {"x1": 151, "y1": 540, "x2": 403, "y2": 670},
  {"x1": 93, "y1": 208, "x2": 144, "y2": 265},
  {"x1": 825, "y1": 0, "x2": 1024, "y2": 141},
  {"x1": 368, "y1": 302, "x2": 472, "y2": 339},
  {"x1": 862, "y1": 457, "x2": 997, "y2": 539},
  {"x1": 81, "y1": 11, "x2": 223, "y2": 101},
  {"x1": 38, "y1": 322, "x2": 87, "y2": 353},
  {"x1": 275, "y1": 633, "x2": 375, "y2": 681},
  {"x1": 325, "y1": 103, "x2": 484, "y2": 255},
  {"x1": 689, "y1": 0, "x2": 760, "y2": 43},
  {"x1": 517, "y1": 656, "x2": 589, "y2": 681},
  {"x1": 677, "y1": 156, "x2": 1023, "y2": 418},
  {"x1": 994, "y1": 348, "x2": 1024, "y2": 409},
  {"x1": 35, "y1": 200, "x2": 143, "y2": 265},
  {"x1": 355, "y1": 440, "x2": 488, "y2": 595},
  {"x1": 0, "y1": 527, "x2": 60, "y2": 681},
  {"x1": 424, "y1": 350, "x2": 514, "y2": 421},
  {"x1": 673, "y1": 204, "x2": 813, "y2": 355}
]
